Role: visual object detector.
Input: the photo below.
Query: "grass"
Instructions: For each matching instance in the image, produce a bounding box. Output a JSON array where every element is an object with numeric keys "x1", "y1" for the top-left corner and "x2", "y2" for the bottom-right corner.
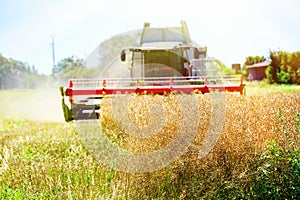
[
  {"x1": 245, "y1": 80, "x2": 300, "y2": 94},
  {"x1": 0, "y1": 120, "x2": 124, "y2": 199},
  {"x1": 0, "y1": 85, "x2": 300, "y2": 199}
]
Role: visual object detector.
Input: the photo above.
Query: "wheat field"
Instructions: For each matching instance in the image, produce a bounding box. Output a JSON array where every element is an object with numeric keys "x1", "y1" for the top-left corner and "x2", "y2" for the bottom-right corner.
[
  {"x1": 100, "y1": 92, "x2": 299, "y2": 165},
  {"x1": 1, "y1": 88, "x2": 299, "y2": 199},
  {"x1": 98, "y1": 91, "x2": 300, "y2": 198}
]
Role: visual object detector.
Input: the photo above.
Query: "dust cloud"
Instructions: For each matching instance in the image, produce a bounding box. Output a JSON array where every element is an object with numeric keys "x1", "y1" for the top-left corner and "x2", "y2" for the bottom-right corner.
[{"x1": 0, "y1": 88, "x2": 64, "y2": 122}]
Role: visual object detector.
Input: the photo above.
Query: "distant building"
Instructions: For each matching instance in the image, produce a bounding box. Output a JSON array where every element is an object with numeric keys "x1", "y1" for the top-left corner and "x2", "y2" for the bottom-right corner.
[
  {"x1": 232, "y1": 63, "x2": 241, "y2": 74},
  {"x1": 246, "y1": 61, "x2": 270, "y2": 81}
]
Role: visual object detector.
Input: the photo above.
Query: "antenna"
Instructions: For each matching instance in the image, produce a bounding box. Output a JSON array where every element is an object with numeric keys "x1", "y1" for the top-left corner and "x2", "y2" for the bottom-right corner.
[{"x1": 50, "y1": 34, "x2": 56, "y2": 69}]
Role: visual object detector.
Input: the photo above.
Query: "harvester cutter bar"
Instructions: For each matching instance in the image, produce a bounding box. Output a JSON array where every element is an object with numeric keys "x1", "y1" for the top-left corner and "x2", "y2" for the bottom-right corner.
[
  {"x1": 65, "y1": 75, "x2": 245, "y2": 96},
  {"x1": 60, "y1": 75, "x2": 245, "y2": 121}
]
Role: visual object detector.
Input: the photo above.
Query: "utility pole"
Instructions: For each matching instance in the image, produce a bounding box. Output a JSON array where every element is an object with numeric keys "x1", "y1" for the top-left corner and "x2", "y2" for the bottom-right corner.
[{"x1": 50, "y1": 34, "x2": 56, "y2": 69}]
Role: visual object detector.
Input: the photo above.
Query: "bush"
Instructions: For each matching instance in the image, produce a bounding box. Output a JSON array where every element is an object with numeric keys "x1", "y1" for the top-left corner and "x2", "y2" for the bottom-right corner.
[
  {"x1": 252, "y1": 142, "x2": 300, "y2": 199},
  {"x1": 277, "y1": 67, "x2": 291, "y2": 84}
]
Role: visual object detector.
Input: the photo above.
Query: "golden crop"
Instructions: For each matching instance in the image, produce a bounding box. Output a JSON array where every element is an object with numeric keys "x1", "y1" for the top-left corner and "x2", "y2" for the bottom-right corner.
[{"x1": 100, "y1": 92, "x2": 300, "y2": 169}]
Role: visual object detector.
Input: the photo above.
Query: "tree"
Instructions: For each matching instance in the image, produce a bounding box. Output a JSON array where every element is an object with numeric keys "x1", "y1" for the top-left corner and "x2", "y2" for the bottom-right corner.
[
  {"x1": 52, "y1": 56, "x2": 86, "y2": 84},
  {"x1": 0, "y1": 54, "x2": 9, "y2": 89},
  {"x1": 243, "y1": 55, "x2": 266, "y2": 70},
  {"x1": 95, "y1": 33, "x2": 140, "y2": 70},
  {"x1": 266, "y1": 50, "x2": 300, "y2": 84},
  {"x1": 215, "y1": 60, "x2": 236, "y2": 75},
  {"x1": 52, "y1": 56, "x2": 83, "y2": 76}
]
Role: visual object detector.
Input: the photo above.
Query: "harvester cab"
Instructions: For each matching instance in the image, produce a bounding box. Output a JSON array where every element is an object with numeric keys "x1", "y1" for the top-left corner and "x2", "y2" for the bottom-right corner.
[
  {"x1": 120, "y1": 21, "x2": 208, "y2": 79},
  {"x1": 60, "y1": 21, "x2": 245, "y2": 122}
]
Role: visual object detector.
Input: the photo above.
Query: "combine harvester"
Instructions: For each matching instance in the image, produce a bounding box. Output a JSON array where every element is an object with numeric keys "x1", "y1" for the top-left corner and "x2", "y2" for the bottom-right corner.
[{"x1": 60, "y1": 21, "x2": 245, "y2": 122}]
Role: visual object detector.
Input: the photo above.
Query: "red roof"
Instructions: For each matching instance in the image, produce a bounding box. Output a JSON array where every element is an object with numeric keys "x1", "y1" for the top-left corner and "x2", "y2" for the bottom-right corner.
[{"x1": 246, "y1": 61, "x2": 270, "y2": 69}]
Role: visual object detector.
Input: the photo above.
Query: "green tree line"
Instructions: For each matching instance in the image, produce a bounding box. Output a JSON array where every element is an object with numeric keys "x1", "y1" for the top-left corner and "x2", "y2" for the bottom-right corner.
[{"x1": 0, "y1": 54, "x2": 46, "y2": 89}]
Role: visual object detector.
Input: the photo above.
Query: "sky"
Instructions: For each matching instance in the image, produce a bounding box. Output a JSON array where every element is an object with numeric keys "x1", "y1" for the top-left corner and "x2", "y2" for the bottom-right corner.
[{"x1": 0, "y1": 0, "x2": 299, "y2": 75}]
